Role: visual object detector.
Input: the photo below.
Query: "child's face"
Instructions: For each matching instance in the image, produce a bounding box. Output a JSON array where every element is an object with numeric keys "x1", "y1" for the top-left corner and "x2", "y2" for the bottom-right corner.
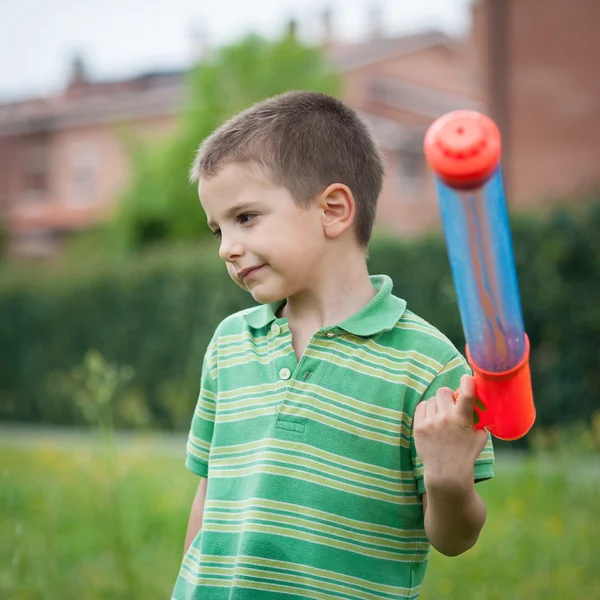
[{"x1": 199, "y1": 163, "x2": 326, "y2": 304}]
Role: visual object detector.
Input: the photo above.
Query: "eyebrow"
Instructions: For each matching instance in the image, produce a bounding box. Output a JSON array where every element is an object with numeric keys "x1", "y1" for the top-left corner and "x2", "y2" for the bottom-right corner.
[{"x1": 207, "y1": 202, "x2": 258, "y2": 230}]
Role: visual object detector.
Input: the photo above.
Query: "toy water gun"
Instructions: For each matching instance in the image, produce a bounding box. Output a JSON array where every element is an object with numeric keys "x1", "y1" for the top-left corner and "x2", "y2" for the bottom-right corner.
[{"x1": 424, "y1": 111, "x2": 535, "y2": 441}]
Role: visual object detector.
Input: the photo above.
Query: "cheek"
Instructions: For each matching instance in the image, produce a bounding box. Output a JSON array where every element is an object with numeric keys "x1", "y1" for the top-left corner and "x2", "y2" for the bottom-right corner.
[
  {"x1": 274, "y1": 214, "x2": 320, "y2": 249},
  {"x1": 226, "y1": 263, "x2": 244, "y2": 286}
]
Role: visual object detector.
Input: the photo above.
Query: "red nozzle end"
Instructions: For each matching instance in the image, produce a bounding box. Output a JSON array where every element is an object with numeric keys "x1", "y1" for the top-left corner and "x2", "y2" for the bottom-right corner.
[
  {"x1": 424, "y1": 110, "x2": 502, "y2": 189},
  {"x1": 467, "y1": 335, "x2": 536, "y2": 441}
]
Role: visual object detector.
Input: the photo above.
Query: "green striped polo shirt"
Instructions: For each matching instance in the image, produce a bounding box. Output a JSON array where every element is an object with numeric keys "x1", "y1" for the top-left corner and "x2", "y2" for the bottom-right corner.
[{"x1": 173, "y1": 274, "x2": 494, "y2": 600}]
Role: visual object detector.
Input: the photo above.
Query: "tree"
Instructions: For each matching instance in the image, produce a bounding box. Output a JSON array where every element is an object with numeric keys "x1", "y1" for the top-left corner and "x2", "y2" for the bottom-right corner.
[{"x1": 113, "y1": 31, "x2": 340, "y2": 251}]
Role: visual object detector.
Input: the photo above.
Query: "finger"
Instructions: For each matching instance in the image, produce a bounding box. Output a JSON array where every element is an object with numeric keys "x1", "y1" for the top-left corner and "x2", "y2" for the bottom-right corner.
[
  {"x1": 455, "y1": 375, "x2": 477, "y2": 422},
  {"x1": 415, "y1": 400, "x2": 427, "y2": 423},
  {"x1": 475, "y1": 429, "x2": 489, "y2": 454},
  {"x1": 425, "y1": 397, "x2": 437, "y2": 417},
  {"x1": 435, "y1": 387, "x2": 454, "y2": 415}
]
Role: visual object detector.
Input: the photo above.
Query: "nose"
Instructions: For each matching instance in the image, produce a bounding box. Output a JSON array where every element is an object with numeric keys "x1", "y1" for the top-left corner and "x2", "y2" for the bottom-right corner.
[{"x1": 218, "y1": 233, "x2": 245, "y2": 262}]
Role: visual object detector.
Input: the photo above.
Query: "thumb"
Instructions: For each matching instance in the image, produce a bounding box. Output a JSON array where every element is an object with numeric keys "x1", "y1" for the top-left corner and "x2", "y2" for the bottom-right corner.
[{"x1": 454, "y1": 374, "x2": 477, "y2": 425}]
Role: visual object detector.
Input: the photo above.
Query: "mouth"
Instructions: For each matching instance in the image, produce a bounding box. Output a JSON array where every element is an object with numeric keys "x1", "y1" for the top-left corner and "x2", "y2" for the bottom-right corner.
[{"x1": 236, "y1": 265, "x2": 265, "y2": 281}]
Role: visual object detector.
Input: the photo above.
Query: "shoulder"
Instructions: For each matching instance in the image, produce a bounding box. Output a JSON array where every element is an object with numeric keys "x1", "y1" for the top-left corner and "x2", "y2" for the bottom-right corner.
[
  {"x1": 390, "y1": 304, "x2": 465, "y2": 368},
  {"x1": 207, "y1": 304, "x2": 275, "y2": 353},
  {"x1": 202, "y1": 306, "x2": 266, "y2": 374},
  {"x1": 212, "y1": 306, "x2": 261, "y2": 338}
]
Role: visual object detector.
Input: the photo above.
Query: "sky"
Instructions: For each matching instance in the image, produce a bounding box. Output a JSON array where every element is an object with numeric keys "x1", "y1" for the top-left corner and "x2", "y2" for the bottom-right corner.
[{"x1": 0, "y1": 0, "x2": 473, "y2": 101}]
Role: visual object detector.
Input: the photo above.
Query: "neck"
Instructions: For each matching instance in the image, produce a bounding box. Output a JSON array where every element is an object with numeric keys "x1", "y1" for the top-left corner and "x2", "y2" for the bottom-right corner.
[{"x1": 281, "y1": 244, "x2": 376, "y2": 332}]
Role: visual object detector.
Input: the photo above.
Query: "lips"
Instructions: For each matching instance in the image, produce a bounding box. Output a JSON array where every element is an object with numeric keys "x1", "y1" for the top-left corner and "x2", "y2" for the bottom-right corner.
[{"x1": 236, "y1": 265, "x2": 264, "y2": 281}]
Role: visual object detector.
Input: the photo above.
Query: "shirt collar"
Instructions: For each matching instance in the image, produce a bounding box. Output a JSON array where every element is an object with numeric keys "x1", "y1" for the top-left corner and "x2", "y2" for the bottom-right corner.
[{"x1": 243, "y1": 274, "x2": 405, "y2": 337}]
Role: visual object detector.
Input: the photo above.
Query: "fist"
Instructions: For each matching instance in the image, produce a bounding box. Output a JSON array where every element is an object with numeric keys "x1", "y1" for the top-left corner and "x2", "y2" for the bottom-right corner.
[{"x1": 413, "y1": 375, "x2": 489, "y2": 482}]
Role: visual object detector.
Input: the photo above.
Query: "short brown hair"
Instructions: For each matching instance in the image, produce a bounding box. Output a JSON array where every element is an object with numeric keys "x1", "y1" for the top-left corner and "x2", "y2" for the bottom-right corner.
[{"x1": 190, "y1": 91, "x2": 385, "y2": 246}]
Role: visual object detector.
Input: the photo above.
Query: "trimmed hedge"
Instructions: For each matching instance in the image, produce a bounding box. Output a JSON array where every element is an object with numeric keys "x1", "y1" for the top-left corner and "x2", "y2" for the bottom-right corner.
[{"x1": 1, "y1": 196, "x2": 599, "y2": 430}]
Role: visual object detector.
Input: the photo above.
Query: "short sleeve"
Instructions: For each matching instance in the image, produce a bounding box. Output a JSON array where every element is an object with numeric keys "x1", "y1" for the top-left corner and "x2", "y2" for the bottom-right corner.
[
  {"x1": 185, "y1": 337, "x2": 218, "y2": 478},
  {"x1": 411, "y1": 353, "x2": 495, "y2": 496}
]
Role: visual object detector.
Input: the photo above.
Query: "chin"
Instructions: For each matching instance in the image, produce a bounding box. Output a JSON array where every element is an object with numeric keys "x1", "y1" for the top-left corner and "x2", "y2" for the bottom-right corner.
[{"x1": 249, "y1": 284, "x2": 286, "y2": 305}]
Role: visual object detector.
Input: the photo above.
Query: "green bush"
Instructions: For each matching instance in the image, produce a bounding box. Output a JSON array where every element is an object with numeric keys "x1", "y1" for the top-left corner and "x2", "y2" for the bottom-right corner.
[
  {"x1": 1, "y1": 195, "x2": 600, "y2": 430},
  {"x1": 0, "y1": 244, "x2": 248, "y2": 428}
]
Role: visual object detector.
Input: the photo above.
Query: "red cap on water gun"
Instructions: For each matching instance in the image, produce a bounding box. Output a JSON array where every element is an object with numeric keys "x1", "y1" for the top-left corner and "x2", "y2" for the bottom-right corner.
[{"x1": 424, "y1": 111, "x2": 502, "y2": 189}]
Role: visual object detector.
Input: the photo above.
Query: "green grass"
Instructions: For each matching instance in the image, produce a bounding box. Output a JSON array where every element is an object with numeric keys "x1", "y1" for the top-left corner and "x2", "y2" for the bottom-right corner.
[{"x1": 2, "y1": 437, "x2": 599, "y2": 599}]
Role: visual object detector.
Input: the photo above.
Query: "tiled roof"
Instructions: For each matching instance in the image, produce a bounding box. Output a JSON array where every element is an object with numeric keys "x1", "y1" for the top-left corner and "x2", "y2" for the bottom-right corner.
[
  {"x1": 0, "y1": 31, "x2": 458, "y2": 135},
  {"x1": 328, "y1": 30, "x2": 455, "y2": 71},
  {"x1": 0, "y1": 70, "x2": 186, "y2": 135},
  {"x1": 368, "y1": 76, "x2": 482, "y2": 118}
]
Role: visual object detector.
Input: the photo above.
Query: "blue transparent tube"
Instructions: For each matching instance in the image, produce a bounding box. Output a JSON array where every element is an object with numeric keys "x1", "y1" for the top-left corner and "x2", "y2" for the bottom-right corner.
[{"x1": 436, "y1": 167, "x2": 526, "y2": 372}]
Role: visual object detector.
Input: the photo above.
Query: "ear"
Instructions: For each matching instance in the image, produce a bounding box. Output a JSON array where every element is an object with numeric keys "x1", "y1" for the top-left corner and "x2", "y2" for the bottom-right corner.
[{"x1": 318, "y1": 183, "x2": 356, "y2": 240}]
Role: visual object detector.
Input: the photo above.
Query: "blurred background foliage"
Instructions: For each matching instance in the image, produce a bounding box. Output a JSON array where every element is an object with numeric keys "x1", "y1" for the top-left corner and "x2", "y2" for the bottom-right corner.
[
  {"x1": 112, "y1": 31, "x2": 340, "y2": 252},
  {"x1": 2, "y1": 193, "x2": 600, "y2": 447},
  {"x1": 2, "y1": 23, "x2": 600, "y2": 600},
  {"x1": 3, "y1": 439, "x2": 599, "y2": 599}
]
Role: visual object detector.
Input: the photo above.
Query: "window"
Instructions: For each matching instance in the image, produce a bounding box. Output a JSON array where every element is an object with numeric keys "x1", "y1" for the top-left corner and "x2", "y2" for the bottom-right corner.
[
  {"x1": 396, "y1": 144, "x2": 424, "y2": 201},
  {"x1": 70, "y1": 143, "x2": 97, "y2": 204},
  {"x1": 22, "y1": 143, "x2": 49, "y2": 201}
]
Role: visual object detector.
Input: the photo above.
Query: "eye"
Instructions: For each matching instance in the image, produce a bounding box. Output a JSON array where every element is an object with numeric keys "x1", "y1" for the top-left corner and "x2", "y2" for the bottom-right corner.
[
  {"x1": 237, "y1": 213, "x2": 257, "y2": 225},
  {"x1": 210, "y1": 228, "x2": 222, "y2": 240}
]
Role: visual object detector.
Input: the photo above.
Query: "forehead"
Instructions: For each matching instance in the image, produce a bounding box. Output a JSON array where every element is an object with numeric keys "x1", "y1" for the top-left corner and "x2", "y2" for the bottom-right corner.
[
  {"x1": 199, "y1": 163, "x2": 272, "y2": 202},
  {"x1": 199, "y1": 163, "x2": 299, "y2": 227}
]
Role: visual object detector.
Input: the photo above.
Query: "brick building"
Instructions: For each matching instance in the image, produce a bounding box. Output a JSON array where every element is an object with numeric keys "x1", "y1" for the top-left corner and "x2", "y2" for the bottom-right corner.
[
  {"x1": 471, "y1": 0, "x2": 600, "y2": 208},
  {"x1": 0, "y1": 67, "x2": 183, "y2": 257},
  {"x1": 1, "y1": 1, "x2": 599, "y2": 258}
]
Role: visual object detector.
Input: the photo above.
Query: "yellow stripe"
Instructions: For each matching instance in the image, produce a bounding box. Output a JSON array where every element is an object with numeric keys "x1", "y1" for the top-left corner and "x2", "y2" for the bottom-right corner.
[
  {"x1": 199, "y1": 389, "x2": 217, "y2": 401},
  {"x1": 215, "y1": 405, "x2": 279, "y2": 424},
  {"x1": 311, "y1": 338, "x2": 436, "y2": 383},
  {"x1": 209, "y1": 451, "x2": 411, "y2": 494},
  {"x1": 209, "y1": 463, "x2": 419, "y2": 503},
  {"x1": 279, "y1": 405, "x2": 412, "y2": 448},
  {"x1": 395, "y1": 320, "x2": 452, "y2": 346},
  {"x1": 304, "y1": 347, "x2": 428, "y2": 393},
  {"x1": 205, "y1": 498, "x2": 422, "y2": 538},
  {"x1": 331, "y1": 333, "x2": 445, "y2": 371},
  {"x1": 189, "y1": 551, "x2": 414, "y2": 596},
  {"x1": 219, "y1": 330, "x2": 270, "y2": 346},
  {"x1": 438, "y1": 354, "x2": 467, "y2": 374},
  {"x1": 219, "y1": 340, "x2": 289, "y2": 362},
  {"x1": 199, "y1": 522, "x2": 424, "y2": 561},
  {"x1": 182, "y1": 557, "x2": 409, "y2": 600},
  {"x1": 186, "y1": 442, "x2": 208, "y2": 461},
  {"x1": 217, "y1": 391, "x2": 285, "y2": 412},
  {"x1": 219, "y1": 345, "x2": 291, "y2": 369},
  {"x1": 188, "y1": 434, "x2": 210, "y2": 451},
  {"x1": 213, "y1": 377, "x2": 415, "y2": 438},
  {"x1": 210, "y1": 399, "x2": 407, "y2": 446},
  {"x1": 196, "y1": 397, "x2": 216, "y2": 412},
  {"x1": 218, "y1": 381, "x2": 284, "y2": 401},
  {"x1": 205, "y1": 508, "x2": 425, "y2": 551},
  {"x1": 285, "y1": 390, "x2": 409, "y2": 437},
  {"x1": 211, "y1": 438, "x2": 414, "y2": 480},
  {"x1": 194, "y1": 405, "x2": 217, "y2": 421},
  {"x1": 292, "y1": 380, "x2": 412, "y2": 424},
  {"x1": 179, "y1": 567, "x2": 398, "y2": 600}
]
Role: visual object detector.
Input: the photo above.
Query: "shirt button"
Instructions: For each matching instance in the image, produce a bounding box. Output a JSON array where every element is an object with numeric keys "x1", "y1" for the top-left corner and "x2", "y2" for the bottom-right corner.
[
  {"x1": 271, "y1": 324, "x2": 281, "y2": 335},
  {"x1": 279, "y1": 368, "x2": 291, "y2": 380},
  {"x1": 326, "y1": 332, "x2": 335, "y2": 338}
]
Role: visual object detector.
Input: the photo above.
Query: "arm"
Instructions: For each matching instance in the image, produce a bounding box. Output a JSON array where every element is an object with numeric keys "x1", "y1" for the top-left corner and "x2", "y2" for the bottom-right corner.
[
  {"x1": 414, "y1": 374, "x2": 490, "y2": 556},
  {"x1": 183, "y1": 477, "x2": 208, "y2": 555},
  {"x1": 422, "y1": 481, "x2": 486, "y2": 556},
  {"x1": 183, "y1": 335, "x2": 219, "y2": 555}
]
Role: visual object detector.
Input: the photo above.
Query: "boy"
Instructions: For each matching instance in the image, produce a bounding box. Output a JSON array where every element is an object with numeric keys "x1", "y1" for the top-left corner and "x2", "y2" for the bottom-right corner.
[{"x1": 173, "y1": 91, "x2": 494, "y2": 600}]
